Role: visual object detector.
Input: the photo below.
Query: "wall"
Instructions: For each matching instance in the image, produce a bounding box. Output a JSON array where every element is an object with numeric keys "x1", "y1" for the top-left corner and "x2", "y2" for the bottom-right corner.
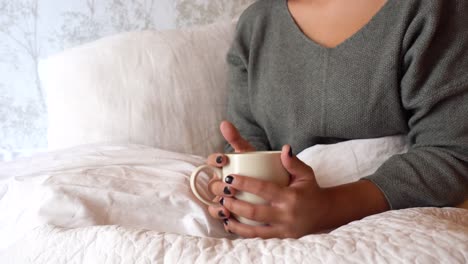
[{"x1": 0, "y1": 0, "x2": 254, "y2": 159}]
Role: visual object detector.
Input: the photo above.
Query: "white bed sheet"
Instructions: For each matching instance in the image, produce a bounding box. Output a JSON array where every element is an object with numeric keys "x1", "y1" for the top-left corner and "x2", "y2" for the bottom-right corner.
[{"x1": 0, "y1": 138, "x2": 467, "y2": 263}]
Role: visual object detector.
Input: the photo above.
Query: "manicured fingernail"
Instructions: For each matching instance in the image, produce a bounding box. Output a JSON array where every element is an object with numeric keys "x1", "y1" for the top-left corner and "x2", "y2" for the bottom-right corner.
[
  {"x1": 216, "y1": 156, "x2": 223, "y2": 164},
  {"x1": 288, "y1": 146, "x2": 293, "y2": 157},
  {"x1": 218, "y1": 210, "x2": 226, "y2": 218},
  {"x1": 219, "y1": 197, "x2": 224, "y2": 206},
  {"x1": 223, "y1": 186, "x2": 231, "y2": 195},
  {"x1": 225, "y1": 175, "x2": 234, "y2": 184},
  {"x1": 228, "y1": 230, "x2": 234, "y2": 234},
  {"x1": 223, "y1": 219, "x2": 229, "y2": 225}
]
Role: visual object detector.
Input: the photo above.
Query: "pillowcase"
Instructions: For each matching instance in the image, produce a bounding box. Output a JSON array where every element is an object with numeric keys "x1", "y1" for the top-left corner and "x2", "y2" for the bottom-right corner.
[
  {"x1": 297, "y1": 135, "x2": 408, "y2": 187},
  {"x1": 39, "y1": 20, "x2": 236, "y2": 157}
]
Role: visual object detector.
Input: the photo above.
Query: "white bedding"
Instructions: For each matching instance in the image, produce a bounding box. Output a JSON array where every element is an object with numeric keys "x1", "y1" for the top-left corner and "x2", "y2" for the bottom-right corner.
[{"x1": 0, "y1": 138, "x2": 467, "y2": 263}]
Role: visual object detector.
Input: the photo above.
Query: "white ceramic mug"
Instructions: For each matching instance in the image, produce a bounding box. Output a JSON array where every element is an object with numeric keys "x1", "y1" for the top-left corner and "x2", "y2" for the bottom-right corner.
[{"x1": 190, "y1": 151, "x2": 290, "y2": 225}]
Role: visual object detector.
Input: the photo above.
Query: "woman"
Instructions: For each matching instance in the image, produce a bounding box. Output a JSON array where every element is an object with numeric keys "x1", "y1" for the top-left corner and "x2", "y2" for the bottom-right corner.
[{"x1": 206, "y1": 0, "x2": 468, "y2": 238}]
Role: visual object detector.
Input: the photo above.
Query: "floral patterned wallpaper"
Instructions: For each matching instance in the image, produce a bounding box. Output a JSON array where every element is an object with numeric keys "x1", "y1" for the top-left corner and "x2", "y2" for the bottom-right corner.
[{"x1": 0, "y1": 0, "x2": 254, "y2": 160}]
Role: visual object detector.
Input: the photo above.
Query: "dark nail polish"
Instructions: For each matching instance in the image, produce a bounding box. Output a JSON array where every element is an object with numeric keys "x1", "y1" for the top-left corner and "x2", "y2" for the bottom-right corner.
[
  {"x1": 220, "y1": 197, "x2": 224, "y2": 206},
  {"x1": 288, "y1": 147, "x2": 293, "y2": 157},
  {"x1": 223, "y1": 186, "x2": 231, "y2": 195},
  {"x1": 216, "y1": 156, "x2": 223, "y2": 164},
  {"x1": 228, "y1": 230, "x2": 234, "y2": 234},
  {"x1": 225, "y1": 175, "x2": 234, "y2": 184},
  {"x1": 223, "y1": 219, "x2": 229, "y2": 225},
  {"x1": 218, "y1": 210, "x2": 226, "y2": 218}
]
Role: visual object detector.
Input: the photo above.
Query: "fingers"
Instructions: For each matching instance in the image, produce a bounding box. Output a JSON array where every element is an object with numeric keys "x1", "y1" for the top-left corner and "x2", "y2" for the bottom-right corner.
[
  {"x1": 221, "y1": 197, "x2": 284, "y2": 224},
  {"x1": 208, "y1": 197, "x2": 230, "y2": 220},
  {"x1": 223, "y1": 218, "x2": 277, "y2": 239},
  {"x1": 208, "y1": 179, "x2": 237, "y2": 198},
  {"x1": 220, "y1": 121, "x2": 255, "y2": 152},
  {"x1": 207, "y1": 176, "x2": 236, "y2": 222},
  {"x1": 222, "y1": 174, "x2": 284, "y2": 202},
  {"x1": 206, "y1": 153, "x2": 229, "y2": 167},
  {"x1": 280, "y1": 145, "x2": 315, "y2": 181}
]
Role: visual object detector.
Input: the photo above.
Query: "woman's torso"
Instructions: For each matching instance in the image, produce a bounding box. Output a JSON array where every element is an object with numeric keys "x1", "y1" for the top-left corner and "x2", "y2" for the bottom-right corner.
[{"x1": 244, "y1": 0, "x2": 410, "y2": 151}]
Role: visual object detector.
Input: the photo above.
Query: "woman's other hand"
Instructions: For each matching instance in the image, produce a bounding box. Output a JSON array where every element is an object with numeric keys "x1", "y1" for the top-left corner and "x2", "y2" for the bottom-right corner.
[{"x1": 206, "y1": 121, "x2": 256, "y2": 222}]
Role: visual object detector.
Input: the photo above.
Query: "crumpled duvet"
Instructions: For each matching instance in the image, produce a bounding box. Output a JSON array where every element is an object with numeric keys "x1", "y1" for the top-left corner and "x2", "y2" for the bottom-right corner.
[{"x1": 0, "y1": 138, "x2": 467, "y2": 263}]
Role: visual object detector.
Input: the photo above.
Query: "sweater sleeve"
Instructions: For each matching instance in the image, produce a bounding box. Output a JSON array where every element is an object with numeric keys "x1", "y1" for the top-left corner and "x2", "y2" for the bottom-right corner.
[
  {"x1": 364, "y1": 1, "x2": 468, "y2": 209},
  {"x1": 224, "y1": 13, "x2": 271, "y2": 153}
]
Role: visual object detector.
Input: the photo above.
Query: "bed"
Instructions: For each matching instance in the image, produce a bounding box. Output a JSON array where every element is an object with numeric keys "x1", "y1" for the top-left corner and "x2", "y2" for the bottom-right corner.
[{"x1": 0, "y1": 18, "x2": 467, "y2": 263}]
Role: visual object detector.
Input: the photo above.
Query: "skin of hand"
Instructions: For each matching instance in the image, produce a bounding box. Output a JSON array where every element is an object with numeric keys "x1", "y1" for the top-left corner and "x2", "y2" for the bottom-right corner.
[
  {"x1": 206, "y1": 120, "x2": 256, "y2": 221},
  {"x1": 218, "y1": 144, "x2": 330, "y2": 238},
  {"x1": 207, "y1": 121, "x2": 390, "y2": 238}
]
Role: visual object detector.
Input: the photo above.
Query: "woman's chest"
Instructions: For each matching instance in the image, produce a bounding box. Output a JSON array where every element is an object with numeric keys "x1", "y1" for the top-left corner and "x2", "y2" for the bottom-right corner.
[{"x1": 249, "y1": 50, "x2": 408, "y2": 139}]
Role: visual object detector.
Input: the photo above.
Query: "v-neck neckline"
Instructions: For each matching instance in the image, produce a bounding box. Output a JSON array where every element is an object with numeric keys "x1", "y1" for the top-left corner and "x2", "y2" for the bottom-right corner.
[{"x1": 281, "y1": 0, "x2": 392, "y2": 51}]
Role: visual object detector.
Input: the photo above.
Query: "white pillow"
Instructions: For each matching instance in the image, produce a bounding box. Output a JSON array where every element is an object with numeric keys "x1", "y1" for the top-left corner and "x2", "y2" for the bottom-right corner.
[{"x1": 40, "y1": 20, "x2": 236, "y2": 157}]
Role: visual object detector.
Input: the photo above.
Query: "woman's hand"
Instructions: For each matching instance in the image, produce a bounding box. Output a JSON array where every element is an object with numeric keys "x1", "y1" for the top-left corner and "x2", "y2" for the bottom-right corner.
[
  {"x1": 219, "y1": 144, "x2": 389, "y2": 238},
  {"x1": 206, "y1": 121, "x2": 256, "y2": 222},
  {"x1": 219, "y1": 144, "x2": 330, "y2": 238}
]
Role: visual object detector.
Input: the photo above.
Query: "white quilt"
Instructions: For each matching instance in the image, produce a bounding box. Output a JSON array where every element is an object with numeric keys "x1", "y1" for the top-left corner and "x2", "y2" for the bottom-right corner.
[{"x1": 0, "y1": 139, "x2": 467, "y2": 263}]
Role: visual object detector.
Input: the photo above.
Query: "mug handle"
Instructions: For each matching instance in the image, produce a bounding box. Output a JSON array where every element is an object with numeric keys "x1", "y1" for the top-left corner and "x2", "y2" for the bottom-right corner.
[{"x1": 190, "y1": 165, "x2": 223, "y2": 206}]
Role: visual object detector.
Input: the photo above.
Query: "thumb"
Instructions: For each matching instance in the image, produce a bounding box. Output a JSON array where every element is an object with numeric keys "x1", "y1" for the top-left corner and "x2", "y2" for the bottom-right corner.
[
  {"x1": 220, "y1": 120, "x2": 255, "y2": 152},
  {"x1": 280, "y1": 145, "x2": 315, "y2": 182}
]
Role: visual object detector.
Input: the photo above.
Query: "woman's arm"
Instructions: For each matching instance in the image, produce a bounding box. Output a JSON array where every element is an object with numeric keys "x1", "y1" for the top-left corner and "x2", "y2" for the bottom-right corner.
[
  {"x1": 225, "y1": 11, "x2": 270, "y2": 152},
  {"x1": 319, "y1": 180, "x2": 389, "y2": 231},
  {"x1": 363, "y1": 1, "x2": 468, "y2": 209}
]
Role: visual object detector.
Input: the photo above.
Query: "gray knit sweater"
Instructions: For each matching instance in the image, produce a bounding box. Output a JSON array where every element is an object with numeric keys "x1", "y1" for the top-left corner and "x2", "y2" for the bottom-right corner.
[{"x1": 225, "y1": 0, "x2": 468, "y2": 209}]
